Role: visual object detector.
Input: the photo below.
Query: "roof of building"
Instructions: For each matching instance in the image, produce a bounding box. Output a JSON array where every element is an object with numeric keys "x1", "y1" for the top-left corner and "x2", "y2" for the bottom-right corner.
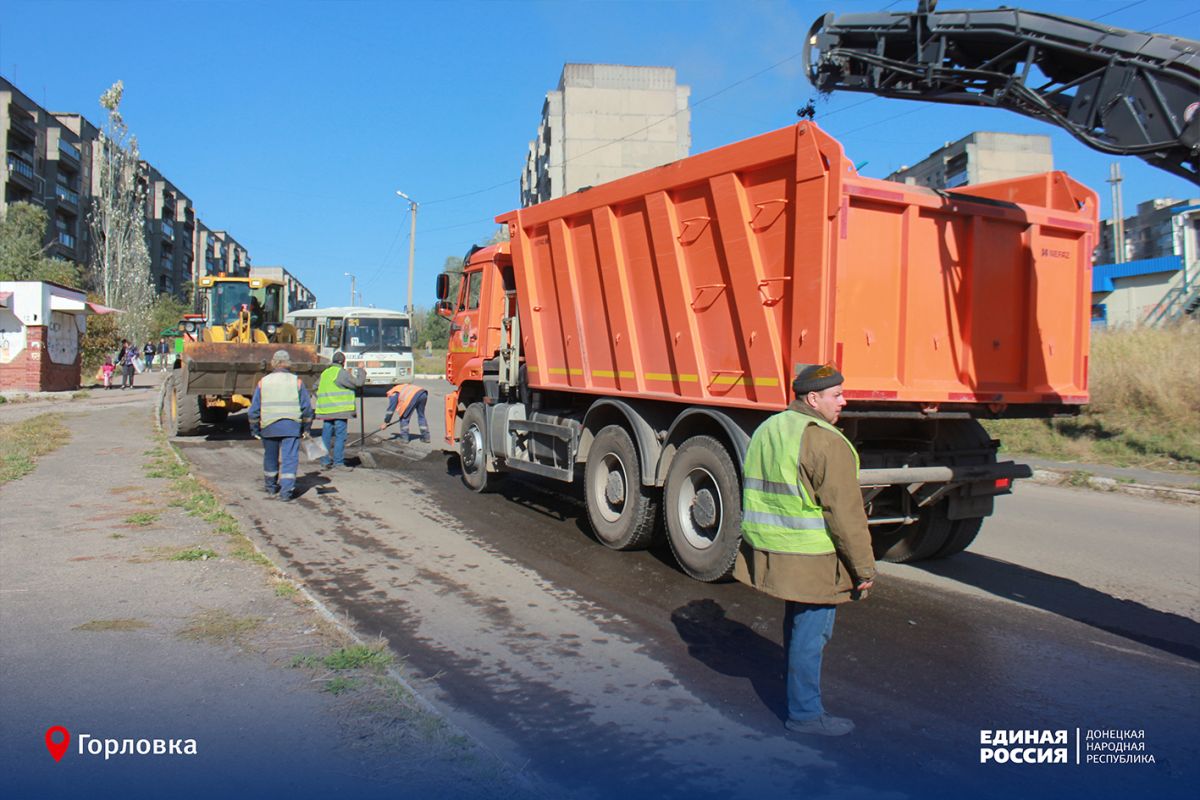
[{"x1": 1092, "y1": 255, "x2": 1182, "y2": 293}]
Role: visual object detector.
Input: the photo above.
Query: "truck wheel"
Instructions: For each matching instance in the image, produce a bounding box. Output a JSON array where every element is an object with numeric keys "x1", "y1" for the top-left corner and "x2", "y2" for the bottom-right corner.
[
  {"x1": 584, "y1": 425, "x2": 659, "y2": 550},
  {"x1": 664, "y1": 436, "x2": 742, "y2": 582},
  {"x1": 165, "y1": 373, "x2": 202, "y2": 437},
  {"x1": 872, "y1": 507, "x2": 952, "y2": 563},
  {"x1": 459, "y1": 403, "x2": 501, "y2": 493},
  {"x1": 933, "y1": 517, "x2": 984, "y2": 559}
]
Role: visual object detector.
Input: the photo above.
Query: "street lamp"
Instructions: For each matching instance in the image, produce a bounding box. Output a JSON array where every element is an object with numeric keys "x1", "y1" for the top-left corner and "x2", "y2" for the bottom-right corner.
[
  {"x1": 343, "y1": 271, "x2": 357, "y2": 306},
  {"x1": 396, "y1": 190, "x2": 418, "y2": 318}
]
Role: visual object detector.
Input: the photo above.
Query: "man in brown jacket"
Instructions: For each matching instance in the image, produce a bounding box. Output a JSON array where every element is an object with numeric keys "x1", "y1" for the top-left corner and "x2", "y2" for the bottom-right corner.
[{"x1": 734, "y1": 364, "x2": 876, "y2": 736}]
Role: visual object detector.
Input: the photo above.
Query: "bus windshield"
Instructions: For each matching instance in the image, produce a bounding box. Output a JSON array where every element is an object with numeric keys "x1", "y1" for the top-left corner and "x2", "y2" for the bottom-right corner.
[{"x1": 340, "y1": 317, "x2": 411, "y2": 353}]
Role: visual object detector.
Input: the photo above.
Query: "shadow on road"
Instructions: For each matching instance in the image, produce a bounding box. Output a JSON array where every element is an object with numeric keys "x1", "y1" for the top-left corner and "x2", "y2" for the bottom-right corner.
[
  {"x1": 670, "y1": 598, "x2": 786, "y2": 722},
  {"x1": 916, "y1": 553, "x2": 1200, "y2": 661}
]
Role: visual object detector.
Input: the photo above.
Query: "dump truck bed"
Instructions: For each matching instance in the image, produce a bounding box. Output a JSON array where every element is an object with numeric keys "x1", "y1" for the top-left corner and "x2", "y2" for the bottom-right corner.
[{"x1": 498, "y1": 122, "x2": 1096, "y2": 413}]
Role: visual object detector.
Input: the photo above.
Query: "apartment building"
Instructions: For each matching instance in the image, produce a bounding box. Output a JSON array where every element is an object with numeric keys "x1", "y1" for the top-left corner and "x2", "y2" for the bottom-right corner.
[
  {"x1": 2, "y1": 78, "x2": 95, "y2": 269},
  {"x1": 4, "y1": 76, "x2": 255, "y2": 303},
  {"x1": 521, "y1": 64, "x2": 691, "y2": 206},
  {"x1": 144, "y1": 166, "x2": 197, "y2": 298},
  {"x1": 887, "y1": 131, "x2": 1054, "y2": 189}
]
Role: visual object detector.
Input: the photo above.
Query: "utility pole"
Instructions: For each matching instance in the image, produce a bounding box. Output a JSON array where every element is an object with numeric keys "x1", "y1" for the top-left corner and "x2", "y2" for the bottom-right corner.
[
  {"x1": 396, "y1": 190, "x2": 418, "y2": 318},
  {"x1": 344, "y1": 271, "x2": 357, "y2": 306},
  {"x1": 1107, "y1": 163, "x2": 1126, "y2": 264}
]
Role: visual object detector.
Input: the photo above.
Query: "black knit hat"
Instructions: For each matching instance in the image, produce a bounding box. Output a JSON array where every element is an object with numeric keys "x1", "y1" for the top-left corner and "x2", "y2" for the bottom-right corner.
[
  {"x1": 332, "y1": 351, "x2": 346, "y2": 365},
  {"x1": 792, "y1": 364, "x2": 844, "y2": 396}
]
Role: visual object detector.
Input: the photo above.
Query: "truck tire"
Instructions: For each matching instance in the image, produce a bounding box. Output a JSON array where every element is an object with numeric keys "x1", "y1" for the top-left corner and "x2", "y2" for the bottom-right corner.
[
  {"x1": 872, "y1": 507, "x2": 952, "y2": 563},
  {"x1": 584, "y1": 425, "x2": 659, "y2": 550},
  {"x1": 664, "y1": 436, "x2": 742, "y2": 582},
  {"x1": 933, "y1": 517, "x2": 984, "y2": 559},
  {"x1": 459, "y1": 403, "x2": 501, "y2": 493},
  {"x1": 872, "y1": 419, "x2": 993, "y2": 563},
  {"x1": 164, "y1": 373, "x2": 202, "y2": 437}
]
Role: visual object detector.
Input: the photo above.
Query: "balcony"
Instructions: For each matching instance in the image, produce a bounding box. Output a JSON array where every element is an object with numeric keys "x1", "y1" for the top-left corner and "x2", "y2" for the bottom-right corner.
[
  {"x1": 55, "y1": 183, "x2": 79, "y2": 208},
  {"x1": 57, "y1": 231, "x2": 76, "y2": 249},
  {"x1": 57, "y1": 138, "x2": 81, "y2": 164},
  {"x1": 6, "y1": 154, "x2": 36, "y2": 185},
  {"x1": 161, "y1": 219, "x2": 175, "y2": 239},
  {"x1": 8, "y1": 107, "x2": 37, "y2": 141}
]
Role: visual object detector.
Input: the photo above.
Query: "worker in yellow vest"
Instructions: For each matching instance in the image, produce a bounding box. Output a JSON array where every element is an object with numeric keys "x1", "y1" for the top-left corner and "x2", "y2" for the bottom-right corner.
[
  {"x1": 314, "y1": 351, "x2": 365, "y2": 470},
  {"x1": 380, "y1": 383, "x2": 430, "y2": 443},
  {"x1": 734, "y1": 364, "x2": 876, "y2": 737},
  {"x1": 248, "y1": 349, "x2": 314, "y2": 502}
]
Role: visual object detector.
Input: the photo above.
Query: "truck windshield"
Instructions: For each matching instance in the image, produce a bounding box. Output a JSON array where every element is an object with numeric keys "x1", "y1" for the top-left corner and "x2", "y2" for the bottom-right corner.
[{"x1": 341, "y1": 318, "x2": 411, "y2": 353}]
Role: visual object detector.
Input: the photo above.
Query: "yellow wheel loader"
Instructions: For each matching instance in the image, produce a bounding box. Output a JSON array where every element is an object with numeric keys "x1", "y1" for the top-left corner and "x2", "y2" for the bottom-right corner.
[{"x1": 160, "y1": 275, "x2": 325, "y2": 436}]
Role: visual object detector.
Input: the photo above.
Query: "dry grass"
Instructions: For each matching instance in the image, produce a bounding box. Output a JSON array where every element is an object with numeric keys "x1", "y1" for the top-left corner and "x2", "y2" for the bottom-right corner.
[
  {"x1": 985, "y1": 321, "x2": 1200, "y2": 472},
  {"x1": 177, "y1": 610, "x2": 263, "y2": 645},
  {"x1": 0, "y1": 413, "x2": 70, "y2": 484},
  {"x1": 74, "y1": 619, "x2": 150, "y2": 632}
]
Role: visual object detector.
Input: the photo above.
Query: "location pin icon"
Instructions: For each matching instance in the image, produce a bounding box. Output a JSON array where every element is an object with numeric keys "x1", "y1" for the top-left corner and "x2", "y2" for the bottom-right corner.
[{"x1": 45, "y1": 726, "x2": 70, "y2": 762}]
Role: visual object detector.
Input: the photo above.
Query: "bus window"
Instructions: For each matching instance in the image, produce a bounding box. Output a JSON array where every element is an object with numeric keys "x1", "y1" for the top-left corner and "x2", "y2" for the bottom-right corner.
[{"x1": 325, "y1": 318, "x2": 343, "y2": 349}]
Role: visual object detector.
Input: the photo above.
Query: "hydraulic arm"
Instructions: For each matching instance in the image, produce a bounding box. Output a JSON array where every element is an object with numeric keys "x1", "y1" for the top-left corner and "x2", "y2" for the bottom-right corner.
[{"x1": 805, "y1": 0, "x2": 1200, "y2": 182}]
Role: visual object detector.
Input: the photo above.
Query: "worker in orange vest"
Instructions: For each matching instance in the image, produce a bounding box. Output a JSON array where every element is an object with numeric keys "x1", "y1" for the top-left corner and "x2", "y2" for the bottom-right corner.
[{"x1": 380, "y1": 383, "x2": 430, "y2": 443}]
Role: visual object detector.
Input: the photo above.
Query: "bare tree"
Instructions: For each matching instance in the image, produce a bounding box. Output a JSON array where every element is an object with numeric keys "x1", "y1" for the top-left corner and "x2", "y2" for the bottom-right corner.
[{"x1": 88, "y1": 81, "x2": 154, "y2": 341}]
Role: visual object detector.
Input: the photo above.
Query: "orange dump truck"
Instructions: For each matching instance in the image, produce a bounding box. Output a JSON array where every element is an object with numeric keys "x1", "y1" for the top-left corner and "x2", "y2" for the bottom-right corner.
[{"x1": 435, "y1": 121, "x2": 1095, "y2": 581}]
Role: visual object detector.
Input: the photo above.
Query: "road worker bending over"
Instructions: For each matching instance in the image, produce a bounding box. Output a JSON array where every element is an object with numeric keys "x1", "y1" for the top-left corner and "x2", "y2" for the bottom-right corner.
[
  {"x1": 380, "y1": 383, "x2": 430, "y2": 443},
  {"x1": 735, "y1": 364, "x2": 876, "y2": 737}
]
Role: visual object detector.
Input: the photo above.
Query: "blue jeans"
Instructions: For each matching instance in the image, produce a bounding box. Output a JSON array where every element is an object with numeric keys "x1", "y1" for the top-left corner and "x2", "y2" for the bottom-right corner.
[
  {"x1": 385, "y1": 390, "x2": 429, "y2": 439},
  {"x1": 262, "y1": 436, "x2": 300, "y2": 498},
  {"x1": 783, "y1": 602, "x2": 837, "y2": 722},
  {"x1": 320, "y1": 418, "x2": 348, "y2": 466}
]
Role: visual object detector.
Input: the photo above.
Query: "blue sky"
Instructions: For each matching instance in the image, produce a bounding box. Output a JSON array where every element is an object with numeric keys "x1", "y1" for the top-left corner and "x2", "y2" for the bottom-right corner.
[{"x1": 3, "y1": 0, "x2": 1197, "y2": 311}]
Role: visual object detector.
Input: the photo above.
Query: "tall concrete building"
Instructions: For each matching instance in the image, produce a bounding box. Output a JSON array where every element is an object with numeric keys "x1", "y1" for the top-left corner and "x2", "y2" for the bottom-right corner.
[
  {"x1": 5, "y1": 76, "x2": 254, "y2": 304},
  {"x1": 2, "y1": 78, "x2": 96, "y2": 269},
  {"x1": 521, "y1": 64, "x2": 690, "y2": 207},
  {"x1": 887, "y1": 131, "x2": 1053, "y2": 189},
  {"x1": 145, "y1": 165, "x2": 197, "y2": 297}
]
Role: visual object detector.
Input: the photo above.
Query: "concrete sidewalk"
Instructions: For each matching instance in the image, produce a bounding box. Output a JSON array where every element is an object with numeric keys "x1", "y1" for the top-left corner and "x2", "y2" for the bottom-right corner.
[{"x1": 0, "y1": 388, "x2": 528, "y2": 799}]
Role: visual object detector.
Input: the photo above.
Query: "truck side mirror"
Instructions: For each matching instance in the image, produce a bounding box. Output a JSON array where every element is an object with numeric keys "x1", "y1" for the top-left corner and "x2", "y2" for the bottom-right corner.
[
  {"x1": 435, "y1": 300, "x2": 454, "y2": 318},
  {"x1": 435, "y1": 273, "x2": 449, "y2": 301}
]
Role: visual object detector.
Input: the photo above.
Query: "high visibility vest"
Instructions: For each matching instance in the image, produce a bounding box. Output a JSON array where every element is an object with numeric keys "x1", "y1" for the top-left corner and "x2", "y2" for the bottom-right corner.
[
  {"x1": 385, "y1": 383, "x2": 423, "y2": 416},
  {"x1": 259, "y1": 371, "x2": 303, "y2": 428},
  {"x1": 740, "y1": 411, "x2": 860, "y2": 555},
  {"x1": 314, "y1": 366, "x2": 356, "y2": 416}
]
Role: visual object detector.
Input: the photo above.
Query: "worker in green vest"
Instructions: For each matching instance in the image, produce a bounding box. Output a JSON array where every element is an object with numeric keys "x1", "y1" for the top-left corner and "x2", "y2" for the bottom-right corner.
[
  {"x1": 734, "y1": 364, "x2": 876, "y2": 737},
  {"x1": 314, "y1": 351, "x2": 364, "y2": 470}
]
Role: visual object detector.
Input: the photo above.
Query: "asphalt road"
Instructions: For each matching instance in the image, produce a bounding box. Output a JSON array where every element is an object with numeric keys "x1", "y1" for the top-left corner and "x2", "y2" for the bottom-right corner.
[{"x1": 178, "y1": 379, "x2": 1200, "y2": 800}]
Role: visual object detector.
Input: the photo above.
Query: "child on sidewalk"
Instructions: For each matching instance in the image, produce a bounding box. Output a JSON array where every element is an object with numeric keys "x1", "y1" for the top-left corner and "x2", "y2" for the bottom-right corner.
[{"x1": 101, "y1": 357, "x2": 115, "y2": 389}]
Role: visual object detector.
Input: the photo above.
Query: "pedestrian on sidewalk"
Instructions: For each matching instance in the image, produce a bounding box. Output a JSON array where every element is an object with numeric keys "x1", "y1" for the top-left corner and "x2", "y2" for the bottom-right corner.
[
  {"x1": 314, "y1": 351, "x2": 364, "y2": 470},
  {"x1": 116, "y1": 339, "x2": 136, "y2": 389},
  {"x1": 380, "y1": 383, "x2": 430, "y2": 443},
  {"x1": 248, "y1": 350, "x2": 314, "y2": 502},
  {"x1": 734, "y1": 364, "x2": 876, "y2": 738},
  {"x1": 142, "y1": 341, "x2": 155, "y2": 372},
  {"x1": 157, "y1": 337, "x2": 171, "y2": 371},
  {"x1": 101, "y1": 357, "x2": 115, "y2": 389}
]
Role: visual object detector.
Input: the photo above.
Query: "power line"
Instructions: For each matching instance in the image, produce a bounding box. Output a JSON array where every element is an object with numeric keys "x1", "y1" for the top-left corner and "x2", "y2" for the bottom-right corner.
[
  {"x1": 1093, "y1": 1, "x2": 1147, "y2": 22},
  {"x1": 1145, "y1": 8, "x2": 1200, "y2": 29}
]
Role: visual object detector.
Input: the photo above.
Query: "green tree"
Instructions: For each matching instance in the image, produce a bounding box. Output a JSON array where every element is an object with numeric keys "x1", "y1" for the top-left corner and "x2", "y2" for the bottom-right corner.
[
  {"x1": 79, "y1": 294, "x2": 120, "y2": 374},
  {"x1": 0, "y1": 202, "x2": 83, "y2": 287},
  {"x1": 149, "y1": 294, "x2": 188, "y2": 338}
]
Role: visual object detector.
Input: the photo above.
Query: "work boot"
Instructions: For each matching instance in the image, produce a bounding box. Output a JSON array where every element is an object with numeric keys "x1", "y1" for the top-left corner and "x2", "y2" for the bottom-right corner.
[
  {"x1": 419, "y1": 430, "x2": 431, "y2": 444},
  {"x1": 397, "y1": 432, "x2": 410, "y2": 443},
  {"x1": 784, "y1": 715, "x2": 855, "y2": 737}
]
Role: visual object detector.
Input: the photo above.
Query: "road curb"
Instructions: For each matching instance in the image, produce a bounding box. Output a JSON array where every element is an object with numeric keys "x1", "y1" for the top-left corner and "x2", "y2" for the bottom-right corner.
[{"x1": 1029, "y1": 468, "x2": 1200, "y2": 503}]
